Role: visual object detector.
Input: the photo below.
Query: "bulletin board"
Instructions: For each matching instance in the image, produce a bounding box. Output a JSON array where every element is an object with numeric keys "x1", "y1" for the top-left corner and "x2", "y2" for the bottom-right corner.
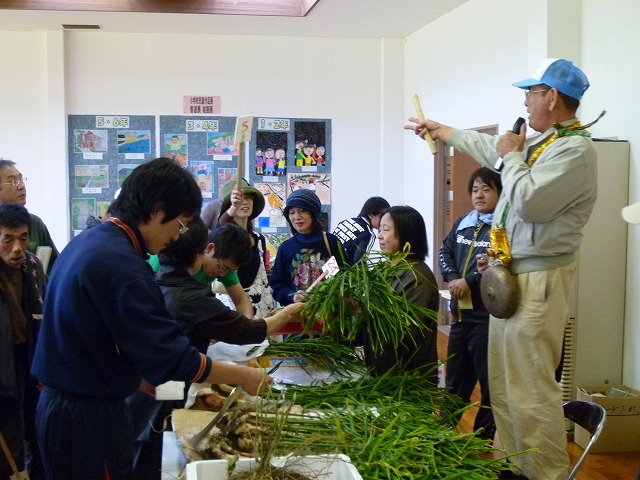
[
  {"x1": 67, "y1": 114, "x2": 332, "y2": 265},
  {"x1": 67, "y1": 115, "x2": 156, "y2": 237},
  {"x1": 158, "y1": 115, "x2": 332, "y2": 267}
]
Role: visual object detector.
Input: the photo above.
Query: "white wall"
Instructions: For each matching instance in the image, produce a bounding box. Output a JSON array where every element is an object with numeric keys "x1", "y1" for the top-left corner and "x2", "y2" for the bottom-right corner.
[
  {"x1": 404, "y1": 0, "x2": 529, "y2": 267},
  {"x1": 0, "y1": 32, "x2": 51, "y2": 235},
  {"x1": 582, "y1": 0, "x2": 640, "y2": 389},
  {"x1": 64, "y1": 31, "x2": 407, "y2": 235},
  {"x1": 1, "y1": 31, "x2": 406, "y2": 249}
]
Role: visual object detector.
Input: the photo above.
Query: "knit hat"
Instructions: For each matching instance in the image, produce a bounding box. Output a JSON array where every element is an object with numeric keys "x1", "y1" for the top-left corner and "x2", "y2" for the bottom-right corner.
[
  {"x1": 284, "y1": 188, "x2": 322, "y2": 223},
  {"x1": 512, "y1": 58, "x2": 590, "y2": 100},
  {"x1": 219, "y1": 178, "x2": 265, "y2": 220}
]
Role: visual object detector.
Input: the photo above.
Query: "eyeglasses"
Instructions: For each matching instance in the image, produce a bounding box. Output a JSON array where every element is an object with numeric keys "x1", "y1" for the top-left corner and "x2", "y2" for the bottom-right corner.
[
  {"x1": 2, "y1": 177, "x2": 27, "y2": 187},
  {"x1": 525, "y1": 88, "x2": 551, "y2": 99},
  {"x1": 177, "y1": 218, "x2": 189, "y2": 235},
  {"x1": 216, "y1": 257, "x2": 236, "y2": 273}
]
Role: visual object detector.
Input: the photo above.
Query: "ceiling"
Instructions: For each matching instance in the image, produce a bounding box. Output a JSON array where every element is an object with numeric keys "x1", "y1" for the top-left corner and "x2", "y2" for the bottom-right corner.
[{"x1": 0, "y1": 0, "x2": 468, "y2": 38}]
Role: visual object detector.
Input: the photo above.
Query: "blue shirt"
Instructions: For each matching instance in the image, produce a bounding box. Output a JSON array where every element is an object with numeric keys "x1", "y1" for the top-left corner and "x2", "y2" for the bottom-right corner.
[{"x1": 31, "y1": 221, "x2": 211, "y2": 400}]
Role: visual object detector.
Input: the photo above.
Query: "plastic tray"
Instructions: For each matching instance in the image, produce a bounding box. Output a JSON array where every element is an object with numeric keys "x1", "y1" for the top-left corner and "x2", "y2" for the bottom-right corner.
[{"x1": 186, "y1": 454, "x2": 363, "y2": 480}]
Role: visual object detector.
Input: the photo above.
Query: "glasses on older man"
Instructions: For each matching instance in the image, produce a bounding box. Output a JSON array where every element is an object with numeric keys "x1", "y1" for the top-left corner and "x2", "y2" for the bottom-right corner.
[
  {"x1": 524, "y1": 88, "x2": 551, "y2": 99},
  {"x1": 2, "y1": 177, "x2": 27, "y2": 187},
  {"x1": 177, "y1": 218, "x2": 189, "y2": 235}
]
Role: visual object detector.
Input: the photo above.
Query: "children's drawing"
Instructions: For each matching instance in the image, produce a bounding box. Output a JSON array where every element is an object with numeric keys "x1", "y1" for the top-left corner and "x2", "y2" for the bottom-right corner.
[
  {"x1": 117, "y1": 163, "x2": 139, "y2": 187},
  {"x1": 263, "y1": 148, "x2": 276, "y2": 176},
  {"x1": 255, "y1": 148, "x2": 264, "y2": 175},
  {"x1": 263, "y1": 233, "x2": 291, "y2": 270},
  {"x1": 287, "y1": 173, "x2": 331, "y2": 205},
  {"x1": 314, "y1": 145, "x2": 326, "y2": 166},
  {"x1": 207, "y1": 132, "x2": 238, "y2": 156},
  {"x1": 74, "y1": 165, "x2": 109, "y2": 189},
  {"x1": 97, "y1": 201, "x2": 111, "y2": 219},
  {"x1": 71, "y1": 198, "x2": 96, "y2": 231},
  {"x1": 117, "y1": 130, "x2": 151, "y2": 154},
  {"x1": 294, "y1": 140, "x2": 305, "y2": 167},
  {"x1": 190, "y1": 160, "x2": 214, "y2": 195},
  {"x1": 255, "y1": 182, "x2": 286, "y2": 229},
  {"x1": 294, "y1": 121, "x2": 327, "y2": 168},
  {"x1": 74, "y1": 129, "x2": 108, "y2": 153},
  {"x1": 256, "y1": 131, "x2": 288, "y2": 177},
  {"x1": 217, "y1": 167, "x2": 237, "y2": 198},
  {"x1": 275, "y1": 148, "x2": 287, "y2": 176},
  {"x1": 165, "y1": 134, "x2": 188, "y2": 167}
]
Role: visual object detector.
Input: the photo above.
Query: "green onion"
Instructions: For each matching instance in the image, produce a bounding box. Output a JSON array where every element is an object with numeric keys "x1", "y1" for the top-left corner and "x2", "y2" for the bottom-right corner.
[{"x1": 301, "y1": 250, "x2": 438, "y2": 354}]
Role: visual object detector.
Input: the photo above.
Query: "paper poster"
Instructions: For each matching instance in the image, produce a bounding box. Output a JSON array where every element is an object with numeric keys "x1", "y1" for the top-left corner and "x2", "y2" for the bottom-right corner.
[
  {"x1": 117, "y1": 130, "x2": 151, "y2": 155},
  {"x1": 287, "y1": 173, "x2": 331, "y2": 205},
  {"x1": 191, "y1": 160, "x2": 214, "y2": 197},
  {"x1": 164, "y1": 134, "x2": 188, "y2": 167},
  {"x1": 263, "y1": 233, "x2": 291, "y2": 270},
  {"x1": 74, "y1": 129, "x2": 108, "y2": 155},
  {"x1": 255, "y1": 182, "x2": 286, "y2": 229},
  {"x1": 71, "y1": 198, "x2": 96, "y2": 232}
]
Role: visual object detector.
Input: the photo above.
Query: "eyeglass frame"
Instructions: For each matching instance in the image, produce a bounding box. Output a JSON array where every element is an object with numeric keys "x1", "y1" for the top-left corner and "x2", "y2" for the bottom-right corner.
[
  {"x1": 177, "y1": 218, "x2": 189, "y2": 235},
  {"x1": 215, "y1": 257, "x2": 237, "y2": 274},
  {"x1": 1, "y1": 177, "x2": 27, "y2": 188},
  {"x1": 524, "y1": 88, "x2": 551, "y2": 99}
]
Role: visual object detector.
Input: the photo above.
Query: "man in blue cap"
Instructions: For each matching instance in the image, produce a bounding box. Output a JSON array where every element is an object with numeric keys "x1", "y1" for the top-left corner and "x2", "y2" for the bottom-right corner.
[{"x1": 406, "y1": 59, "x2": 599, "y2": 479}]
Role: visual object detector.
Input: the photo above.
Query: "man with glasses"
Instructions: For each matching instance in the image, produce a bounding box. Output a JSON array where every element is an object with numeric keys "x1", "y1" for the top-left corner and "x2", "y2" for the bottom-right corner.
[
  {"x1": 0, "y1": 159, "x2": 59, "y2": 274},
  {"x1": 31, "y1": 158, "x2": 275, "y2": 479},
  {"x1": 406, "y1": 59, "x2": 598, "y2": 480},
  {"x1": 146, "y1": 221, "x2": 255, "y2": 318}
]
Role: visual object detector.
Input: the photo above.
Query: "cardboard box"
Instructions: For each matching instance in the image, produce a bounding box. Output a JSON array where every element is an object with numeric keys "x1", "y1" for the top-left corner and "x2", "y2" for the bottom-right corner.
[
  {"x1": 186, "y1": 454, "x2": 363, "y2": 480},
  {"x1": 575, "y1": 384, "x2": 640, "y2": 453}
]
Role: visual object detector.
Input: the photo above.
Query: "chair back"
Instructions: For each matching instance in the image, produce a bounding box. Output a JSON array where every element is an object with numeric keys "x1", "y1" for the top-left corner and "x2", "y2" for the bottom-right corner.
[{"x1": 563, "y1": 400, "x2": 607, "y2": 480}]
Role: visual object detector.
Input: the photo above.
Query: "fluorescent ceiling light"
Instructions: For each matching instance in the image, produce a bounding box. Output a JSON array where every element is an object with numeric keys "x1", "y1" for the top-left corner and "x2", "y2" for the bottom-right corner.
[{"x1": 0, "y1": 0, "x2": 320, "y2": 17}]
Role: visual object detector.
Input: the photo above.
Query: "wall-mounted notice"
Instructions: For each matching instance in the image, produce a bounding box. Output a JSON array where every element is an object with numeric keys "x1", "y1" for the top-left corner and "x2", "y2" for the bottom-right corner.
[
  {"x1": 183, "y1": 95, "x2": 221, "y2": 115},
  {"x1": 67, "y1": 114, "x2": 156, "y2": 237}
]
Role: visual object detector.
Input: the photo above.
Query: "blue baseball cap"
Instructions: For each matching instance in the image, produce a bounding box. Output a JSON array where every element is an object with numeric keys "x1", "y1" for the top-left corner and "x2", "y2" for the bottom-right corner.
[{"x1": 512, "y1": 58, "x2": 590, "y2": 100}]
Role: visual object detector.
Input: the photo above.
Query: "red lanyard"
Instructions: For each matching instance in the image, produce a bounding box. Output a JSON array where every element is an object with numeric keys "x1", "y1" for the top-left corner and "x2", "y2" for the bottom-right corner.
[{"x1": 107, "y1": 217, "x2": 142, "y2": 256}]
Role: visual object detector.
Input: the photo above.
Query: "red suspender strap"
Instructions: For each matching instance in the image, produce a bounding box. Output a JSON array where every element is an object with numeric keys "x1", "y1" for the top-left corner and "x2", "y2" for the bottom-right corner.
[{"x1": 107, "y1": 217, "x2": 142, "y2": 256}]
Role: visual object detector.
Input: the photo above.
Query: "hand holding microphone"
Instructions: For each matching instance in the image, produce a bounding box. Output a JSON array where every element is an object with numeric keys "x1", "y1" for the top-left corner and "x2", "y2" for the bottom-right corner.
[{"x1": 495, "y1": 117, "x2": 526, "y2": 170}]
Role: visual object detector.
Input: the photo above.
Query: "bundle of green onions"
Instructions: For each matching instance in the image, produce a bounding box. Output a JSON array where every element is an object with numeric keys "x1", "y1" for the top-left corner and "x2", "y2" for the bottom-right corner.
[
  {"x1": 255, "y1": 370, "x2": 512, "y2": 479},
  {"x1": 300, "y1": 250, "x2": 438, "y2": 354},
  {"x1": 262, "y1": 336, "x2": 367, "y2": 378}
]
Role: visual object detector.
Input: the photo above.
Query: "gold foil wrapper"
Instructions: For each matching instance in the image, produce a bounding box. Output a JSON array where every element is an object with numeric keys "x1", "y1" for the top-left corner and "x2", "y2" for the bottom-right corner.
[{"x1": 487, "y1": 226, "x2": 512, "y2": 267}]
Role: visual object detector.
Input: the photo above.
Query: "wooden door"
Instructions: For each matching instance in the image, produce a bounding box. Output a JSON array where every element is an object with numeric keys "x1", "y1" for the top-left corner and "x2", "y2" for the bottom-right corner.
[{"x1": 432, "y1": 124, "x2": 498, "y2": 324}]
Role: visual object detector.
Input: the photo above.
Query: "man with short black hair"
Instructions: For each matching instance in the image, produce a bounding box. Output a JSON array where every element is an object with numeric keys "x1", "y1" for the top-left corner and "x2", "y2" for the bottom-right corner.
[
  {"x1": 0, "y1": 159, "x2": 59, "y2": 274},
  {"x1": 0, "y1": 203, "x2": 46, "y2": 479},
  {"x1": 32, "y1": 157, "x2": 272, "y2": 479}
]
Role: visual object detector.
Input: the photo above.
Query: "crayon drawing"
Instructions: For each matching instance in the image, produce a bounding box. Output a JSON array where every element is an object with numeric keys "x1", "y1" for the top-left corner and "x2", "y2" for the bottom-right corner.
[
  {"x1": 255, "y1": 182, "x2": 286, "y2": 228},
  {"x1": 287, "y1": 173, "x2": 331, "y2": 205},
  {"x1": 74, "y1": 165, "x2": 109, "y2": 189},
  {"x1": 74, "y1": 129, "x2": 108, "y2": 153},
  {"x1": 165, "y1": 134, "x2": 188, "y2": 167},
  {"x1": 117, "y1": 130, "x2": 151, "y2": 154}
]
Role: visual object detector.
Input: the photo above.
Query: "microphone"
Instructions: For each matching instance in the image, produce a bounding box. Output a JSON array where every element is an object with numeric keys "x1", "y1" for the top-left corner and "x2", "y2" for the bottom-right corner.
[{"x1": 495, "y1": 117, "x2": 525, "y2": 171}]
